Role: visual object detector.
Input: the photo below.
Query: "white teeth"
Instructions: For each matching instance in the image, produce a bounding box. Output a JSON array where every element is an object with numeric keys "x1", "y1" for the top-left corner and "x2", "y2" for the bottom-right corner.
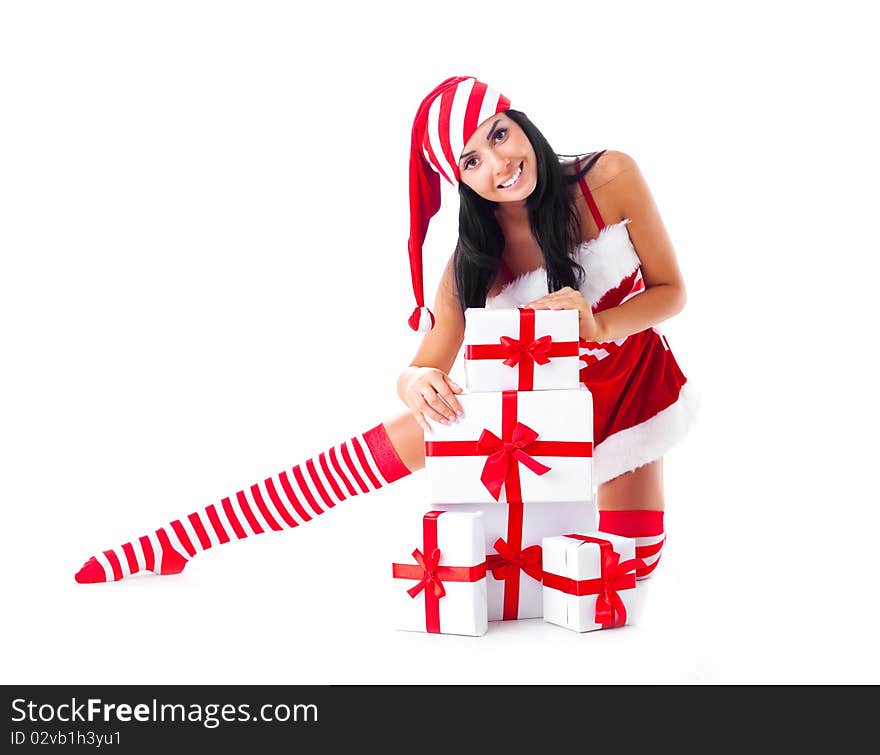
[{"x1": 499, "y1": 164, "x2": 522, "y2": 188}]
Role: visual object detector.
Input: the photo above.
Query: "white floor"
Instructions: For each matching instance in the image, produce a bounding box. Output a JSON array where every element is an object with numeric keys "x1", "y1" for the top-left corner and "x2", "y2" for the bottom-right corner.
[{"x1": 4, "y1": 442, "x2": 877, "y2": 686}]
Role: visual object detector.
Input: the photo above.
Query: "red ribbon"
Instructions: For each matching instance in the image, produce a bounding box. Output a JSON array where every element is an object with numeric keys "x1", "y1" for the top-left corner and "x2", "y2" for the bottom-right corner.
[
  {"x1": 423, "y1": 392, "x2": 590, "y2": 621},
  {"x1": 425, "y1": 391, "x2": 592, "y2": 503},
  {"x1": 476, "y1": 422, "x2": 552, "y2": 501},
  {"x1": 542, "y1": 534, "x2": 646, "y2": 628},
  {"x1": 500, "y1": 333, "x2": 553, "y2": 367},
  {"x1": 465, "y1": 308, "x2": 579, "y2": 390},
  {"x1": 399, "y1": 547, "x2": 446, "y2": 599},
  {"x1": 486, "y1": 537, "x2": 543, "y2": 583},
  {"x1": 487, "y1": 536, "x2": 544, "y2": 620},
  {"x1": 391, "y1": 511, "x2": 487, "y2": 633}
]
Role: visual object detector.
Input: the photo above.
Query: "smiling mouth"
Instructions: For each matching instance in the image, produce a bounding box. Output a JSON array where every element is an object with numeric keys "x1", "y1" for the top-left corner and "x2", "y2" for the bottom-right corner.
[{"x1": 498, "y1": 162, "x2": 524, "y2": 189}]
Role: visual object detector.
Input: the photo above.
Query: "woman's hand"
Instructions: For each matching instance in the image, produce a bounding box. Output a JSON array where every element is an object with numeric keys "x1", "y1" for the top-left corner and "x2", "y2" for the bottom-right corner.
[
  {"x1": 398, "y1": 367, "x2": 464, "y2": 434},
  {"x1": 523, "y1": 287, "x2": 606, "y2": 342}
]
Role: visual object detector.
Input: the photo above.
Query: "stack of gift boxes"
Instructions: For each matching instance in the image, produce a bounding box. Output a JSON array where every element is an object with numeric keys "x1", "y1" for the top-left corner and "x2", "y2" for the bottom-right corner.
[{"x1": 392, "y1": 307, "x2": 646, "y2": 636}]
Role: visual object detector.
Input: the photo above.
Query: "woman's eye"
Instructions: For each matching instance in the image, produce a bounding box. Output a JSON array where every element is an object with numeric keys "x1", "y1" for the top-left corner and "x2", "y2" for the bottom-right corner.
[{"x1": 463, "y1": 129, "x2": 506, "y2": 170}]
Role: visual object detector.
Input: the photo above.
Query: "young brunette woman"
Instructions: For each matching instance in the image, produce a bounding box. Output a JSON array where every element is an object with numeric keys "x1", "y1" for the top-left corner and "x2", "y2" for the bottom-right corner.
[{"x1": 74, "y1": 76, "x2": 696, "y2": 584}]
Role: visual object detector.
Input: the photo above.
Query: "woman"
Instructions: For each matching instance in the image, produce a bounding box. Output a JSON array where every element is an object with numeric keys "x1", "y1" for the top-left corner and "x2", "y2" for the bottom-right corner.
[{"x1": 74, "y1": 75, "x2": 696, "y2": 584}]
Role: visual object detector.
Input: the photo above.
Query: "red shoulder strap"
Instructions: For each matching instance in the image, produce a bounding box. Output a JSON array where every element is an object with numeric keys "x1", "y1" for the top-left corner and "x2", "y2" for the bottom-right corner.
[{"x1": 574, "y1": 157, "x2": 605, "y2": 230}]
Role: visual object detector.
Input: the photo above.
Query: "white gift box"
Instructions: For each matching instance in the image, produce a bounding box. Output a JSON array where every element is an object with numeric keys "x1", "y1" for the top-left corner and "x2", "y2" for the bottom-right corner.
[
  {"x1": 392, "y1": 510, "x2": 488, "y2": 637},
  {"x1": 542, "y1": 532, "x2": 641, "y2": 632},
  {"x1": 435, "y1": 501, "x2": 597, "y2": 621},
  {"x1": 424, "y1": 389, "x2": 593, "y2": 504},
  {"x1": 464, "y1": 307, "x2": 581, "y2": 392}
]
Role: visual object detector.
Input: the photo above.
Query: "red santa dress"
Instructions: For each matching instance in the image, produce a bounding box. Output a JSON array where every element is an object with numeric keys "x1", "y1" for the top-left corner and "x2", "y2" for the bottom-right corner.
[{"x1": 485, "y1": 158, "x2": 698, "y2": 485}]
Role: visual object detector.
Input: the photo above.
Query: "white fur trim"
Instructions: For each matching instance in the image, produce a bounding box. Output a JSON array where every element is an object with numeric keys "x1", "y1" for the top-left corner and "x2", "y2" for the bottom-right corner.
[
  {"x1": 593, "y1": 381, "x2": 701, "y2": 486},
  {"x1": 486, "y1": 267, "x2": 550, "y2": 310},
  {"x1": 486, "y1": 219, "x2": 642, "y2": 309},
  {"x1": 576, "y1": 219, "x2": 641, "y2": 305}
]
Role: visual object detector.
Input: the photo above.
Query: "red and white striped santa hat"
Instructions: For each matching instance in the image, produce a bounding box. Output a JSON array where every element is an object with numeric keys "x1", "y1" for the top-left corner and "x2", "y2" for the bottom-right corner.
[{"x1": 407, "y1": 75, "x2": 511, "y2": 332}]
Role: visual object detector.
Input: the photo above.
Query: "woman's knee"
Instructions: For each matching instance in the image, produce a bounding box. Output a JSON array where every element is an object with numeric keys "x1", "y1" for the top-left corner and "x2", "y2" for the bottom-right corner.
[{"x1": 383, "y1": 411, "x2": 426, "y2": 472}]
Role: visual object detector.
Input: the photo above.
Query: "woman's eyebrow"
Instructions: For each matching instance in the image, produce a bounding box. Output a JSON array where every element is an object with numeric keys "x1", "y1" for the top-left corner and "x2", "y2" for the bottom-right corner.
[{"x1": 460, "y1": 119, "x2": 502, "y2": 163}]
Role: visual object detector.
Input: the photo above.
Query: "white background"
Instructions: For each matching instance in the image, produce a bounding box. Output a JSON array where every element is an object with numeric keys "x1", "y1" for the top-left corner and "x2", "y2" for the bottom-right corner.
[{"x1": 2, "y1": 1, "x2": 878, "y2": 685}]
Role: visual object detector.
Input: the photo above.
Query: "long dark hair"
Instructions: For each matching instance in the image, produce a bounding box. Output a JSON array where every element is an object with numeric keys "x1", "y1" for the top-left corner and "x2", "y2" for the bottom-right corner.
[{"x1": 452, "y1": 108, "x2": 605, "y2": 311}]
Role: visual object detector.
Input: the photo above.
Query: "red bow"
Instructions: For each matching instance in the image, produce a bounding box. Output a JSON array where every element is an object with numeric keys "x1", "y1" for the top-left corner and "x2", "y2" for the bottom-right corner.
[
  {"x1": 499, "y1": 334, "x2": 553, "y2": 367},
  {"x1": 593, "y1": 551, "x2": 644, "y2": 627},
  {"x1": 564, "y1": 534, "x2": 646, "y2": 627},
  {"x1": 463, "y1": 308, "x2": 579, "y2": 390},
  {"x1": 476, "y1": 421, "x2": 552, "y2": 501},
  {"x1": 404, "y1": 547, "x2": 446, "y2": 599},
  {"x1": 392, "y1": 511, "x2": 488, "y2": 633},
  {"x1": 487, "y1": 538, "x2": 543, "y2": 582}
]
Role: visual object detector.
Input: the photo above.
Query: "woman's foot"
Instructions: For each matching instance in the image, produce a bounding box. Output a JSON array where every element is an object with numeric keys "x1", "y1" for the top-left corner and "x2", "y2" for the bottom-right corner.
[{"x1": 75, "y1": 528, "x2": 189, "y2": 583}]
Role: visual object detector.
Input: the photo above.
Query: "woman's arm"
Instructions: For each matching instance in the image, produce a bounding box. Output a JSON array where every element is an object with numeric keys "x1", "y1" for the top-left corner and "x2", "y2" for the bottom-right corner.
[
  {"x1": 591, "y1": 152, "x2": 686, "y2": 341},
  {"x1": 398, "y1": 255, "x2": 465, "y2": 380}
]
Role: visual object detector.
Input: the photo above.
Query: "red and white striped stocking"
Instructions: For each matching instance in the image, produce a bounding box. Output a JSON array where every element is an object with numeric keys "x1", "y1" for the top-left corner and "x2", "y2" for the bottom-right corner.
[
  {"x1": 74, "y1": 423, "x2": 411, "y2": 583},
  {"x1": 598, "y1": 509, "x2": 665, "y2": 580}
]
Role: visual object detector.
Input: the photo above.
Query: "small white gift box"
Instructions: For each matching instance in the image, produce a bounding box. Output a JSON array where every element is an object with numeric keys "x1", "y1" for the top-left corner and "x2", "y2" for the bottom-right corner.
[
  {"x1": 542, "y1": 532, "x2": 643, "y2": 632},
  {"x1": 392, "y1": 510, "x2": 488, "y2": 636},
  {"x1": 424, "y1": 389, "x2": 593, "y2": 505},
  {"x1": 464, "y1": 307, "x2": 581, "y2": 392}
]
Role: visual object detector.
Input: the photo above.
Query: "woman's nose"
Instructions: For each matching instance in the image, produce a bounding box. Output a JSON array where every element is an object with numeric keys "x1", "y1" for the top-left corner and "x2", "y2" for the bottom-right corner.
[{"x1": 489, "y1": 153, "x2": 512, "y2": 178}]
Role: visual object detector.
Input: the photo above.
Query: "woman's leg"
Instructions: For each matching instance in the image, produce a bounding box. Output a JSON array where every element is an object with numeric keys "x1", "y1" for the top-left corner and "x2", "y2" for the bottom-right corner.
[
  {"x1": 383, "y1": 409, "x2": 426, "y2": 472},
  {"x1": 597, "y1": 458, "x2": 666, "y2": 579},
  {"x1": 75, "y1": 410, "x2": 425, "y2": 583}
]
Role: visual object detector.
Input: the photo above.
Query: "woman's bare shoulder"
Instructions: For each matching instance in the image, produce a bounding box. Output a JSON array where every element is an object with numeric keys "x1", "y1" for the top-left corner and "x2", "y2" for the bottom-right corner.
[
  {"x1": 578, "y1": 150, "x2": 637, "y2": 192},
  {"x1": 565, "y1": 150, "x2": 636, "y2": 234}
]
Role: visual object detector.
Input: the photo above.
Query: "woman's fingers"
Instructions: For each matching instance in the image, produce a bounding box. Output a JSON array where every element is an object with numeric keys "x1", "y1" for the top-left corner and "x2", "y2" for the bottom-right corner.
[
  {"x1": 404, "y1": 370, "x2": 466, "y2": 432},
  {"x1": 436, "y1": 378, "x2": 464, "y2": 417},
  {"x1": 429, "y1": 380, "x2": 463, "y2": 421},
  {"x1": 418, "y1": 391, "x2": 455, "y2": 425},
  {"x1": 525, "y1": 287, "x2": 580, "y2": 309},
  {"x1": 424, "y1": 391, "x2": 457, "y2": 422},
  {"x1": 409, "y1": 401, "x2": 437, "y2": 433},
  {"x1": 413, "y1": 410, "x2": 430, "y2": 434}
]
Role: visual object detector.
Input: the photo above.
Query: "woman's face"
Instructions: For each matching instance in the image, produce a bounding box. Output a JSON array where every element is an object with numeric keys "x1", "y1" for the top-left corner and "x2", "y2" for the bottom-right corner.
[{"x1": 458, "y1": 113, "x2": 537, "y2": 202}]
